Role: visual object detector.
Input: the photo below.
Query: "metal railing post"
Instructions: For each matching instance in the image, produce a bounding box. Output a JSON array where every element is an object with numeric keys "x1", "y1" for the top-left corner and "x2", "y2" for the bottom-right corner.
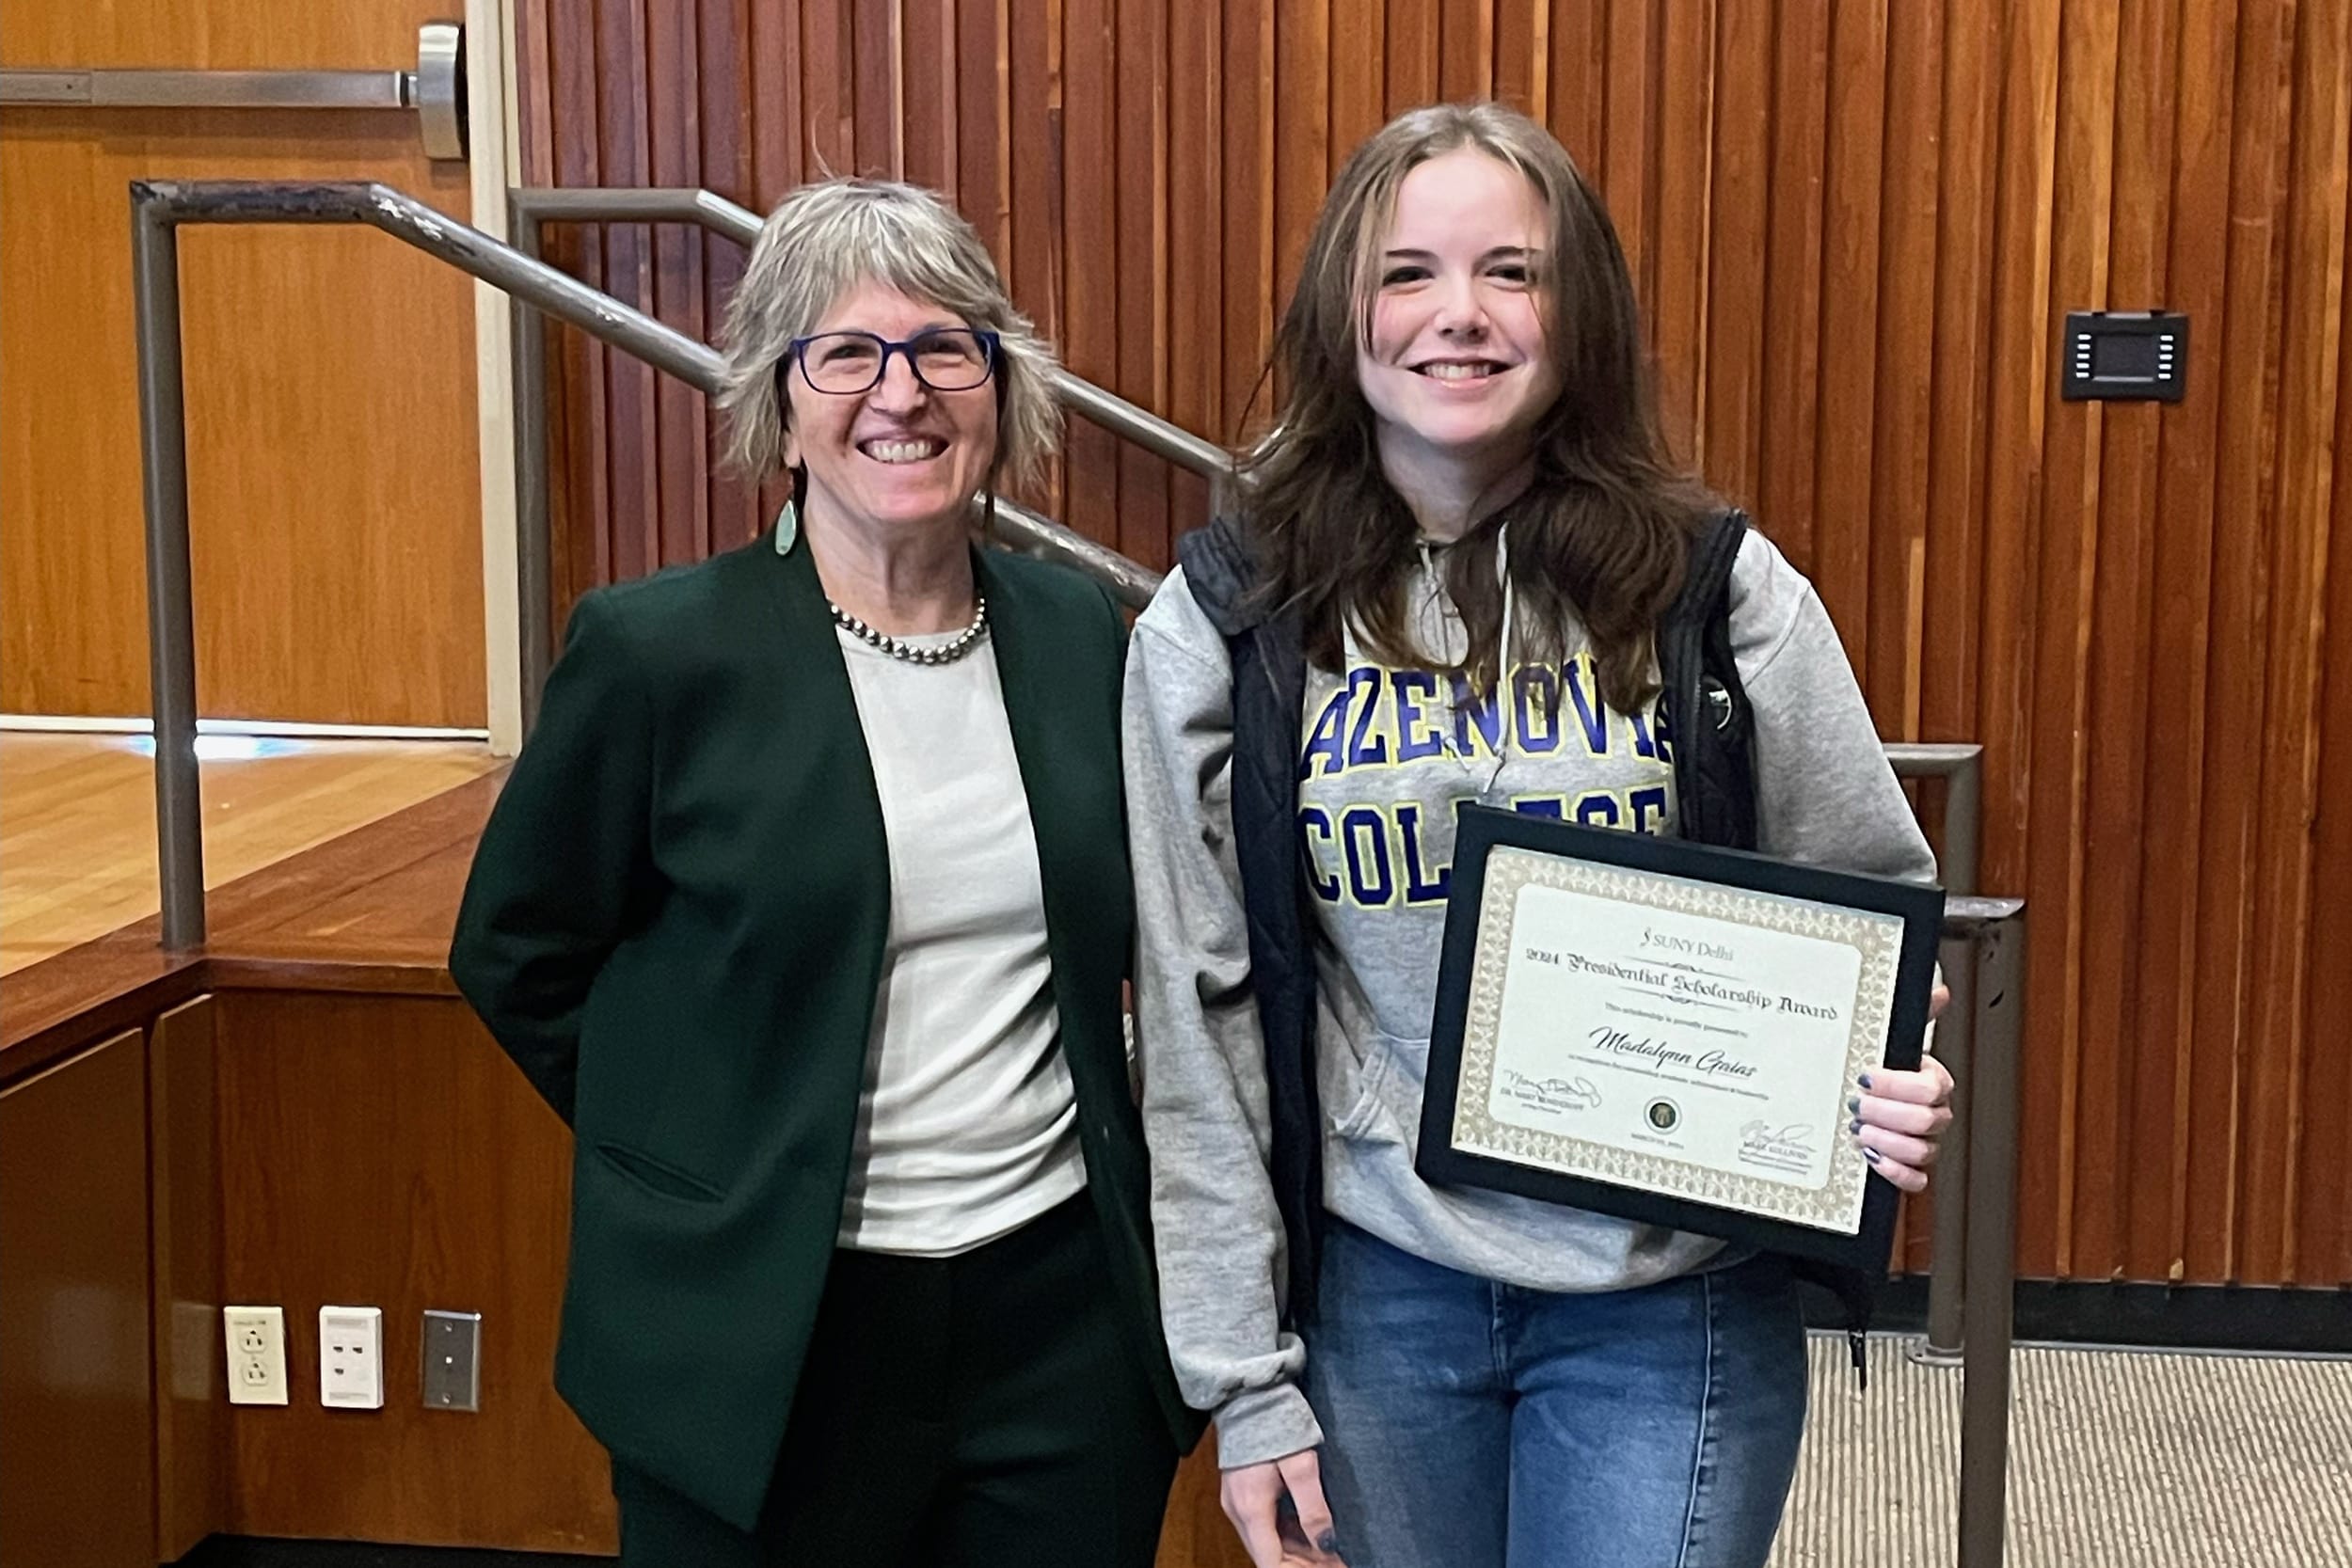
[
  {"x1": 1954, "y1": 898, "x2": 2025, "y2": 1568},
  {"x1": 129, "y1": 179, "x2": 724, "y2": 948},
  {"x1": 1915, "y1": 927, "x2": 1978, "y2": 1366},
  {"x1": 507, "y1": 192, "x2": 553, "y2": 736},
  {"x1": 1886, "y1": 742, "x2": 1985, "y2": 1362},
  {"x1": 506, "y1": 187, "x2": 767, "y2": 737},
  {"x1": 1884, "y1": 743, "x2": 1982, "y2": 897},
  {"x1": 131, "y1": 192, "x2": 205, "y2": 950}
]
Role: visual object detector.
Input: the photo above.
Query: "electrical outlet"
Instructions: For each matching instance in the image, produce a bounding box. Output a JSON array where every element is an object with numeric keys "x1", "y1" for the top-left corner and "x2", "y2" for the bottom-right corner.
[
  {"x1": 222, "y1": 1306, "x2": 287, "y2": 1405},
  {"x1": 318, "y1": 1306, "x2": 384, "y2": 1410}
]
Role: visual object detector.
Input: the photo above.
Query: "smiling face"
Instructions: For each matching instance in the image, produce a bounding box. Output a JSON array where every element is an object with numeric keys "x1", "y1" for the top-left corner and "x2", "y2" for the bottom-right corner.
[
  {"x1": 1355, "y1": 149, "x2": 1563, "y2": 505},
  {"x1": 783, "y1": 278, "x2": 1000, "y2": 543}
]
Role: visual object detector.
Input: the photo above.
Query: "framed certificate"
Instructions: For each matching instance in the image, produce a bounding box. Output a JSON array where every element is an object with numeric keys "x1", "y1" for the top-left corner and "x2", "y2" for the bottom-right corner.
[{"x1": 1415, "y1": 806, "x2": 1945, "y2": 1270}]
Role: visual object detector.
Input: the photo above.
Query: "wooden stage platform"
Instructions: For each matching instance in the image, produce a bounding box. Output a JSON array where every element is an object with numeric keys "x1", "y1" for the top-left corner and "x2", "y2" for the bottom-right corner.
[
  {"x1": 1, "y1": 733, "x2": 501, "y2": 976},
  {"x1": 1, "y1": 732, "x2": 504, "y2": 1080},
  {"x1": 0, "y1": 764, "x2": 505, "y2": 1081}
]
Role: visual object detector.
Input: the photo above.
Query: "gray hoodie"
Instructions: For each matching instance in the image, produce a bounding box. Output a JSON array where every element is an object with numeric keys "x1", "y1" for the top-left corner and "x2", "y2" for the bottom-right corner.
[{"x1": 1121, "y1": 527, "x2": 1939, "y2": 1468}]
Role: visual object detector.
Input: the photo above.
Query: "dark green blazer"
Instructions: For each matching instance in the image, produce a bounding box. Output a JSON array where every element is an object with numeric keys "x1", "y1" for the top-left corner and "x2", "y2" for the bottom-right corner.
[{"x1": 449, "y1": 533, "x2": 1200, "y2": 1531}]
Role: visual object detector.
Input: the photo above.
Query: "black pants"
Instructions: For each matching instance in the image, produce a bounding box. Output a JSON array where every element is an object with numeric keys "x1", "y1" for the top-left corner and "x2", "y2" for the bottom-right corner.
[{"x1": 612, "y1": 1193, "x2": 1179, "y2": 1567}]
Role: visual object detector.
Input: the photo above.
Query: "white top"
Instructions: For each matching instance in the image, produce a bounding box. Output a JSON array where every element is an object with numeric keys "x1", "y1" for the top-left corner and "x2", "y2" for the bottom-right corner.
[{"x1": 833, "y1": 622, "x2": 1087, "y2": 1256}]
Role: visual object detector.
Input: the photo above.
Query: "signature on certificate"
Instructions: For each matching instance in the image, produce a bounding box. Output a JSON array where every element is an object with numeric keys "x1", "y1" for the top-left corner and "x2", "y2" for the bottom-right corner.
[
  {"x1": 1501, "y1": 1070, "x2": 1604, "y2": 1112},
  {"x1": 1738, "y1": 1120, "x2": 1818, "y2": 1164}
]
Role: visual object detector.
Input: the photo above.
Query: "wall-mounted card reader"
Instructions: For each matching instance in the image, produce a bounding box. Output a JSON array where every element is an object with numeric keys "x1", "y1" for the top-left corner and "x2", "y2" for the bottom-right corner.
[{"x1": 2063, "y1": 311, "x2": 2187, "y2": 403}]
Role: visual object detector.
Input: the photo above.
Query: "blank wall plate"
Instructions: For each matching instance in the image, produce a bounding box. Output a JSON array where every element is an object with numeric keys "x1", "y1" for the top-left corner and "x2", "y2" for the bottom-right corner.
[
  {"x1": 222, "y1": 1305, "x2": 288, "y2": 1405},
  {"x1": 421, "y1": 1308, "x2": 481, "y2": 1412},
  {"x1": 319, "y1": 1306, "x2": 384, "y2": 1409}
]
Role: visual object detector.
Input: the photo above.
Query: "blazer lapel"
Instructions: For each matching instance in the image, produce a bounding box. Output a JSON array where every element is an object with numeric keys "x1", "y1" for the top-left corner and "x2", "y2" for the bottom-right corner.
[
  {"x1": 758, "y1": 531, "x2": 878, "y2": 734},
  {"x1": 755, "y1": 531, "x2": 892, "y2": 889},
  {"x1": 760, "y1": 529, "x2": 855, "y2": 666}
]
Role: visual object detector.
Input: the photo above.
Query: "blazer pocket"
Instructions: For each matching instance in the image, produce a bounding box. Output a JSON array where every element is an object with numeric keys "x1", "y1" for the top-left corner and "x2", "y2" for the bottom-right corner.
[{"x1": 592, "y1": 1141, "x2": 727, "y2": 1204}]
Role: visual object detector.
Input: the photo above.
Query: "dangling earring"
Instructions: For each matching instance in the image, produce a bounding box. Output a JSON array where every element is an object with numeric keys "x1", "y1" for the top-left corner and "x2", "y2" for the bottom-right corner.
[{"x1": 773, "y1": 463, "x2": 807, "y2": 556}]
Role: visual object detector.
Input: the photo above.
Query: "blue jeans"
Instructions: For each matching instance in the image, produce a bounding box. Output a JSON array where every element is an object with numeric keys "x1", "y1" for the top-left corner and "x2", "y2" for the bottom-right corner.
[{"x1": 1302, "y1": 1217, "x2": 1808, "y2": 1568}]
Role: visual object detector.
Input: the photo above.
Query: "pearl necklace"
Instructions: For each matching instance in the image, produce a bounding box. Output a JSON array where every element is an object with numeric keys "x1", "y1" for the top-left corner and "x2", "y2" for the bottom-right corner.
[{"x1": 828, "y1": 594, "x2": 990, "y2": 666}]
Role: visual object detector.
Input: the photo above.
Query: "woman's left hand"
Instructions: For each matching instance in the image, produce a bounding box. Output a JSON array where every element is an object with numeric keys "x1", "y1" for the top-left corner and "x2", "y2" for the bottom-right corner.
[{"x1": 1851, "y1": 981, "x2": 1954, "y2": 1194}]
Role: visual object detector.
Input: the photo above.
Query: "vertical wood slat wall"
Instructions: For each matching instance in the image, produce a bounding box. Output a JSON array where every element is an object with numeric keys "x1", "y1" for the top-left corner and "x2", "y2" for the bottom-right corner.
[{"x1": 518, "y1": 0, "x2": 2352, "y2": 1290}]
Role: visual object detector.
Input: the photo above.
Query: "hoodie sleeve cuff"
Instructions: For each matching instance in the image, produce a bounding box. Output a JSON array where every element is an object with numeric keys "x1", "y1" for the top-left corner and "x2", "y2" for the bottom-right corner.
[{"x1": 1213, "y1": 1382, "x2": 1326, "y2": 1469}]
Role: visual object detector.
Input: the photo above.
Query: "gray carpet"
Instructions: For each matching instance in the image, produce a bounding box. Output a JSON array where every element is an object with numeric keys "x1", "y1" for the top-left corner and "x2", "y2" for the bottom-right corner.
[{"x1": 1772, "y1": 1335, "x2": 2352, "y2": 1567}]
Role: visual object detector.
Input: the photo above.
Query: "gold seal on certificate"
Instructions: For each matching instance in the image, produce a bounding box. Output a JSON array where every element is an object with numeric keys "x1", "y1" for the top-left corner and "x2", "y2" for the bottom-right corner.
[{"x1": 1416, "y1": 807, "x2": 1945, "y2": 1269}]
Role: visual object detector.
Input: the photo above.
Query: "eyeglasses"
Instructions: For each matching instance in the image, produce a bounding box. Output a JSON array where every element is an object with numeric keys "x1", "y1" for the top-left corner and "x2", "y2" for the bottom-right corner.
[{"x1": 783, "y1": 327, "x2": 1001, "y2": 395}]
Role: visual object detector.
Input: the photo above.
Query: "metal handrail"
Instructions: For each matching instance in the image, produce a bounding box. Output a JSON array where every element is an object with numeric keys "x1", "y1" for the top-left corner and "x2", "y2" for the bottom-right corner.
[
  {"x1": 514, "y1": 184, "x2": 761, "y2": 239},
  {"x1": 1885, "y1": 742, "x2": 1980, "y2": 896},
  {"x1": 1048, "y1": 369, "x2": 1232, "y2": 476},
  {"x1": 129, "y1": 179, "x2": 1144, "y2": 945},
  {"x1": 506, "y1": 185, "x2": 1226, "y2": 726},
  {"x1": 513, "y1": 186, "x2": 1230, "y2": 474}
]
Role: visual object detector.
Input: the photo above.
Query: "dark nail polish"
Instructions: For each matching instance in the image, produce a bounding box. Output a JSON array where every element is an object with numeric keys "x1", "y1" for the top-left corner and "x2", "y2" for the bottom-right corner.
[
  {"x1": 1317, "y1": 1531, "x2": 1341, "y2": 1555},
  {"x1": 1863, "y1": 1148, "x2": 1883, "y2": 1164},
  {"x1": 1846, "y1": 1096, "x2": 1860, "y2": 1114},
  {"x1": 1850, "y1": 1118, "x2": 1863, "y2": 1135},
  {"x1": 1858, "y1": 1073, "x2": 1874, "y2": 1089}
]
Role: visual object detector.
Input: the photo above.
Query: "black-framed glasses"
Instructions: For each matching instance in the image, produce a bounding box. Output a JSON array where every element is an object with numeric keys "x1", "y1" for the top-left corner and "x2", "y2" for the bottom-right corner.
[{"x1": 784, "y1": 327, "x2": 1001, "y2": 395}]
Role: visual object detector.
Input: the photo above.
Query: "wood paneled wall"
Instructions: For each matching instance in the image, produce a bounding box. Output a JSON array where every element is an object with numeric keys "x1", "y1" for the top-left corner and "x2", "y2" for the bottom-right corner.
[
  {"x1": 0, "y1": 0, "x2": 486, "y2": 726},
  {"x1": 212, "y1": 990, "x2": 612, "y2": 1550},
  {"x1": 518, "y1": 2, "x2": 2352, "y2": 1291},
  {"x1": 0, "y1": 1031, "x2": 155, "y2": 1568},
  {"x1": 0, "y1": 986, "x2": 614, "y2": 1560},
  {"x1": 151, "y1": 997, "x2": 228, "y2": 1564}
]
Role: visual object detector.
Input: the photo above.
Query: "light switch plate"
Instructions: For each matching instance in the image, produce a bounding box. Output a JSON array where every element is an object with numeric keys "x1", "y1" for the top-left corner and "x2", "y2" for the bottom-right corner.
[
  {"x1": 421, "y1": 1308, "x2": 481, "y2": 1411},
  {"x1": 319, "y1": 1305, "x2": 384, "y2": 1409}
]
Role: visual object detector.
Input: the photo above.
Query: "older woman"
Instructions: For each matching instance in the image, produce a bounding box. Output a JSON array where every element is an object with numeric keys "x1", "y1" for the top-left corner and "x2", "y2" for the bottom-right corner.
[{"x1": 450, "y1": 177, "x2": 1195, "y2": 1568}]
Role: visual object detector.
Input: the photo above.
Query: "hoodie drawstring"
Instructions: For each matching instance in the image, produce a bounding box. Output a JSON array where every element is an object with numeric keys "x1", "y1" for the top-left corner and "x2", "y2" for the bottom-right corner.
[
  {"x1": 1495, "y1": 519, "x2": 1516, "y2": 699},
  {"x1": 1420, "y1": 522, "x2": 1516, "y2": 805}
]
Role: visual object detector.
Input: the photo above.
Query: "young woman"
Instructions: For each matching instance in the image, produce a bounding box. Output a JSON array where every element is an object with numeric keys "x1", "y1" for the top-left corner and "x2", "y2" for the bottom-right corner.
[{"x1": 1123, "y1": 104, "x2": 1953, "y2": 1568}]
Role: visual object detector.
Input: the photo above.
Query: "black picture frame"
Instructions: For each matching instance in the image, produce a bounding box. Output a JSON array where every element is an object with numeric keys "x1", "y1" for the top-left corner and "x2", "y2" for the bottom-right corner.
[{"x1": 1414, "y1": 805, "x2": 1947, "y2": 1271}]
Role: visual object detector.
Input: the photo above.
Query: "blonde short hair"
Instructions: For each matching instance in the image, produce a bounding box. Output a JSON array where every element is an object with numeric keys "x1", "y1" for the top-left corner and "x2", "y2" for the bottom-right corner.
[{"x1": 715, "y1": 178, "x2": 1058, "y2": 490}]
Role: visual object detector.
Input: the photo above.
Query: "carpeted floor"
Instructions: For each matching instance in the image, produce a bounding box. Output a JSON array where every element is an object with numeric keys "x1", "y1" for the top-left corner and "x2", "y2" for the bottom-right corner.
[
  {"x1": 170, "y1": 1337, "x2": 2352, "y2": 1568},
  {"x1": 1772, "y1": 1335, "x2": 2352, "y2": 1567}
]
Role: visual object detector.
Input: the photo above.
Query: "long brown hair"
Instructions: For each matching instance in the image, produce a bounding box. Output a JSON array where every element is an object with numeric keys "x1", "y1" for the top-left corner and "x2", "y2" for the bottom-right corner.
[{"x1": 1241, "y1": 103, "x2": 1713, "y2": 713}]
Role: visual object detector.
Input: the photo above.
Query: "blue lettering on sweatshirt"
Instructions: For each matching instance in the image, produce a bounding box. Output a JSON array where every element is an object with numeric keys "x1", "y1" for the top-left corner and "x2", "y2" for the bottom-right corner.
[{"x1": 1296, "y1": 654, "x2": 1678, "y2": 911}]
